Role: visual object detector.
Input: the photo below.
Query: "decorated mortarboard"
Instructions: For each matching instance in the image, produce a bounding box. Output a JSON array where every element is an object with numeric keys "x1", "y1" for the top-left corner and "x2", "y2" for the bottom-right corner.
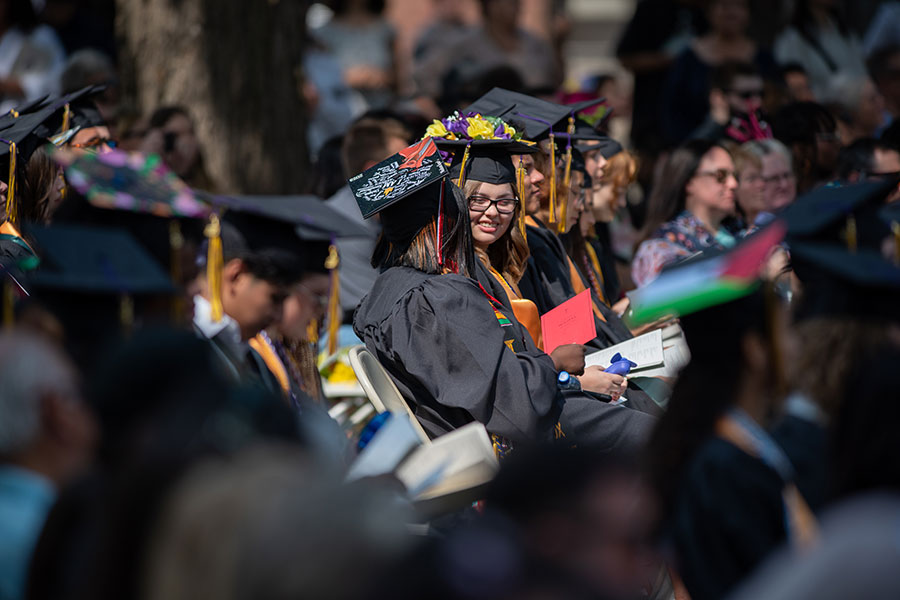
[
  {"x1": 426, "y1": 112, "x2": 537, "y2": 239},
  {"x1": 462, "y1": 88, "x2": 571, "y2": 142},
  {"x1": 349, "y1": 137, "x2": 454, "y2": 265},
  {"x1": 348, "y1": 137, "x2": 448, "y2": 220}
]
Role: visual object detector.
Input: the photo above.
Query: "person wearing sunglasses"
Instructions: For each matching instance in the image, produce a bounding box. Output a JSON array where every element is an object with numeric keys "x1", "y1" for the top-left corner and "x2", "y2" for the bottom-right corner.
[{"x1": 632, "y1": 139, "x2": 739, "y2": 287}]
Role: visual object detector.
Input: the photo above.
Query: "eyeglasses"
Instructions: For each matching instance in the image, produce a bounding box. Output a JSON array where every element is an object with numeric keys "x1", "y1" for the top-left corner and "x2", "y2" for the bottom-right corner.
[
  {"x1": 70, "y1": 137, "x2": 117, "y2": 150},
  {"x1": 763, "y1": 171, "x2": 795, "y2": 184},
  {"x1": 695, "y1": 169, "x2": 737, "y2": 184},
  {"x1": 730, "y1": 89, "x2": 764, "y2": 100},
  {"x1": 296, "y1": 284, "x2": 329, "y2": 308},
  {"x1": 468, "y1": 195, "x2": 518, "y2": 214}
]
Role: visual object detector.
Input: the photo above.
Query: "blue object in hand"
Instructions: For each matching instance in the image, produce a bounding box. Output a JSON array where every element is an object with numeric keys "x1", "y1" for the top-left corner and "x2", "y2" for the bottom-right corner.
[{"x1": 605, "y1": 353, "x2": 637, "y2": 375}]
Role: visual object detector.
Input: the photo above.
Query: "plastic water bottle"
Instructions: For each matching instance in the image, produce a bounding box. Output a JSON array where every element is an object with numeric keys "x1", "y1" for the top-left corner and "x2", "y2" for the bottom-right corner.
[{"x1": 557, "y1": 371, "x2": 581, "y2": 391}]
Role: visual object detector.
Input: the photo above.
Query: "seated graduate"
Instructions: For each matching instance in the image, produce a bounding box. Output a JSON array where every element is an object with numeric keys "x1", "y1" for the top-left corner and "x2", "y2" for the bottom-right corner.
[
  {"x1": 191, "y1": 200, "x2": 308, "y2": 394},
  {"x1": 351, "y1": 137, "x2": 655, "y2": 454},
  {"x1": 427, "y1": 113, "x2": 629, "y2": 401},
  {"x1": 645, "y1": 281, "x2": 816, "y2": 600}
]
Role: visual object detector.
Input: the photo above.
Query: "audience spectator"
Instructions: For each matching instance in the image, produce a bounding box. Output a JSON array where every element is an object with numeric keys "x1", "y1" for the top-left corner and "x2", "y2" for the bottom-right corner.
[
  {"x1": 731, "y1": 143, "x2": 767, "y2": 226},
  {"x1": 140, "y1": 106, "x2": 215, "y2": 191},
  {"x1": 0, "y1": 333, "x2": 96, "y2": 600},
  {"x1": 311, "y1": 0, "x2": 397, "y2": 111},
  {"x1": 867, "y1": 45, "x2": 900, "y2": 126},
  {"x1": 779, "y1": 62, "x2": 816, "y2": 103},
  {"x1": 688, "y1": 61, "x2": 770, "y2": 143},
  {"x1": 414, "y1": 0, "x2": 559, "y2": 108},
  {"x1": 771, "y1": 101, "x2": 841, "y2": 193},
  {"x1": 820, "y1": 74, "x2": 886, "y2": 143},
  {"x1": 59, "y1": 48, "x2": 118, "y2": 125},
  {"x1": 662, "y1": 0, "x2": 777, "y2": 145},
  {"x1": 747, "y1": 138, "x2": 798, "y2": 214},
  {"x1": 38, "y1": 0, "x2": 116, "y2": 59},
  {"x1": 775, "y1": 0, "x2": 867, "y2": 99},
  {"x1": 0, "y1": 0, "x2": 66, "y2": 113}
]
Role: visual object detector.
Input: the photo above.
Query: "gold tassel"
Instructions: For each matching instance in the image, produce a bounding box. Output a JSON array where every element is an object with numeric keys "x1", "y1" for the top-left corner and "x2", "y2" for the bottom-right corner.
[
  {"x1": 548, "y1": 133, "x2": 557, "y2": 224},
  {"x1": 307, "y1": 319, "x2": 319, "y2": 345},
  {"x1": 120, "y1": 294, "x2": 134, "y2": 336},
  {"x1": 169, "y1": 220, "x2": 184, "y2": 322},
  {"x1": 893, "y1": 222, "x2": 900, "y2": 265},
  {"x1": 845, "y1": 215, "x2": 857, "y2": 253},
  {"x1": 325, "y1": 244, "x2": 341, "y2": 356},
  {"x1": 2, "y1": 279, "x2": 13, "y2": 329},
  {"x1": 204, "y1": 214, "x2": 224, "y2": 322},
  {"x1": 9, "y1": 109, "x2": 18, "y2": 118},
  {"x1": 456, "y1": 143, "x2": 471, "y2": 189},
  {"x1": 516, "y1": 156, "x2": 527, "y2": 242},
  {"x1": 559, "y1": 146, "x2": 573, "y2": 234},
  {"x1": 5, "y1": 142, "x2": 16, "y2": 228},
  {"x1": 61, "y1": 103, "x2": 71, "y2": 134}
]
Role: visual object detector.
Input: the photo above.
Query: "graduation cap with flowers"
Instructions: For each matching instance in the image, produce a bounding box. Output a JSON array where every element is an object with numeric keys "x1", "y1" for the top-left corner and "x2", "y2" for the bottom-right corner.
[{"x1": 424, "y1": 111, "x2": 537, "y2": 240}]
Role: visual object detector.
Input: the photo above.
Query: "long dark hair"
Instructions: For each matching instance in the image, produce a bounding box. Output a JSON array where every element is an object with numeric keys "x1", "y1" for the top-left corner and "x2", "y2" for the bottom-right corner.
[
  {"x1": 644, "y1": 287, "x2": 771, "y2": 521},
  {"x1": 638, "y1": 139, "x2": 725, "y2": 246},
  {"x1": 830, "y1": 341, "x2": 900, "y2": 501},
  {"x1": 371, "y1": 182, "x2": 477, "y2": 279}
]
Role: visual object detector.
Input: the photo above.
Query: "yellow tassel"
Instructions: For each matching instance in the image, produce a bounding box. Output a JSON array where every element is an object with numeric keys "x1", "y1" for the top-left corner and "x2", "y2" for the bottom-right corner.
[
  {"x1": 9, "y1": 109, "x2": 18, "y2": 118},
  {"x1": 204, "y1": 214, "x2": 224, "y2": 322},
  {"x1": 61, "y1": 103, "x2": 70, "y2": 134},
  {"x1": 325, "y1": 244, "x2": 341, "y2": 356},
  {"x1": 120, "y1": 294, "x2": 134, "y2": 336},
  {"x1": 516, "y1": 157, "x2": 527, "y2": 242},
  {"x1": 893, "y1": 222, "x2": 900, "y2": 265},
  {"x1": 3, "y1": 279, "x2": 13, "y2": 329},
  {"x1": 548, "y1": 134, "x2": 557, "y2": 224},
  {"x1": 845, "y1": 215, "x2": 857, "y2": 253},
  {"x1": 307, "y1": 319, "x2": 319, "y2": 344},
  {"x1": 456, "y1": 143, "x2": 471, "y2": 189},
  {"x1": 559, "y1": 146, "x2": 573, "y2": 234},
  {"x1": 169, "y1": 220, "x2": 184, "y2": 322},
  {"x1": 6, "y1": 142, "x2": 16, "y2": 228}
]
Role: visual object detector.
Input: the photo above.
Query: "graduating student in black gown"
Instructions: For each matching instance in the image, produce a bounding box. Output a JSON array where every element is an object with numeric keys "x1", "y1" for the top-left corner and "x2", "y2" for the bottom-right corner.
[
  {"x1": 645, "y1": 285, "x2": 817, "y2": 600},
  {"x1": 350, "y1": 139, "x2": 655, "y2": 453}
]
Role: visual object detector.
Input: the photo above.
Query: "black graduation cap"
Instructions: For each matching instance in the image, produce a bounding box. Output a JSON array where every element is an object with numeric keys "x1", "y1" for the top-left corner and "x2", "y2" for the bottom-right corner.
[
  {"x1": 0, "y1": 100, "x2": 63, "y2": 170},
  {"x1": 435, "y1": 139, "x2": 538, "y2": 186},
  {"x1": 462, "y1": 88, "x2": 570, "y2": 141},
  {"x1": 781, "y1": 179, "x2": 899, "y2": 246},
  {"x1": 221, "y1": 194, "x2": 369, "y2": 241},
  {"x1": 348, "y1": 137, "x2": 450, "y2": 246},
  {"x1": 575, "y1": 138, "x2": 624, "y2": 160},
  {"x1": 790, "y1": 241, "x2": 900, "y2": 322},
  {"x1": 24, "y1": 224, "x2": 174, "y2": 295}
]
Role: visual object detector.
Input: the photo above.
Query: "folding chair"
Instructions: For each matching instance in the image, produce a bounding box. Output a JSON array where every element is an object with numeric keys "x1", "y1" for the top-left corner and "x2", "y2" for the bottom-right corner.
[{"x1": 347, "y1": 345, "x2": 431, "y2": 444}]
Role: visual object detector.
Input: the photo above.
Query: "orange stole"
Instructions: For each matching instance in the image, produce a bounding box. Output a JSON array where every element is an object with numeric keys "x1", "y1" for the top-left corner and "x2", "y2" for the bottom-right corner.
[
  {"x1": 249, "y1": 334, "x2": 291, "y2": 396},
  {"x1": 525, "y1": 215, "x2": 606, "y2": 322},
  {"x1": 487, "y1": 266, "x2": 543, "y2": 350},
  {"x1": 0, "y1": 221, "x2": 33, "y2": 252}
]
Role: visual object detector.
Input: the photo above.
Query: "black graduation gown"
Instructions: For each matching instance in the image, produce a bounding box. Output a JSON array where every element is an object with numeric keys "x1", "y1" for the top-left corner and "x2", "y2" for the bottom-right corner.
[
  {"x1": 771, "y1": 414, "x2": 827, "y2": 512},
  {"x1": 670, "y1": 437, "x2": 788, "y2": 600},
  {"x1": 193, "y1": 325, "x2": 284, "y2": 397},
  {"x1": 521, "y1": 222, "x2": 663, "y2": 417},
  {"x1": 590, "y1": 222, "x2": 622, "y2": 303},
  {"x1": 353, "y1": 266, "x2": 656, "y2": 451}
]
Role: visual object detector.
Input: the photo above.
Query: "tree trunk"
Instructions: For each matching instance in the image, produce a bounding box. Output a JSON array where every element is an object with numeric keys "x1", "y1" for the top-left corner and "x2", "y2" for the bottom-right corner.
[{"x1": 115, "y1": 0, "x2": 310, "y2": 194}]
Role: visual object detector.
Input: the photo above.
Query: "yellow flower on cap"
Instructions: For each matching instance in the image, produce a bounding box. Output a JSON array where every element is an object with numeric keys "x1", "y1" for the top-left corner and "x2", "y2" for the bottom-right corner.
[
  {"x1": 467, "y1": 116, "x2": 495, "y2": 139},
  {"x1": 426, "y1": 120, "x2": 449, "y2": 139}
]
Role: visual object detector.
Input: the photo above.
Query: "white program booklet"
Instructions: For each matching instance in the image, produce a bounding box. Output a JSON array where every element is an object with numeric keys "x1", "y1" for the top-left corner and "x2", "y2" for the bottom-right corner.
[{"x1": 584, "y1": 328, "x2": 665, "y2": 370}]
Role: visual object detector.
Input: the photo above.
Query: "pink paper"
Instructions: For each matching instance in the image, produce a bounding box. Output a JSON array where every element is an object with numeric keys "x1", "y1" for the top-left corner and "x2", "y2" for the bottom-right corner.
[{"x1": 540, "y1": 289, "x2": 596, "y2": 354}]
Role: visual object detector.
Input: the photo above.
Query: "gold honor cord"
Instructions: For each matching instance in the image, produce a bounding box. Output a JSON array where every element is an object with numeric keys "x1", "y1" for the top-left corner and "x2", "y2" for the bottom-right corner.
[
  {"x1": 558, "y1": 117, "x2": 575, "y2": 234},
  {"x1": 5, "y1": 142, "x2": 16, "y2": 228},
  {"x1": 516, "y1": 156, "x2": 527, "y2": 242},
  {"x1": 61, "y1": 104, "x2": 71, "y2": 134},
  {"x1": 204, "y1": 214, "x2": 224, "y2": 322},
  {"x1": 547, "y1": 133, "x2": 557, "y2": 224},
  {"x1": 325, "y1": 244, "x2": 341, "y2": 356}
]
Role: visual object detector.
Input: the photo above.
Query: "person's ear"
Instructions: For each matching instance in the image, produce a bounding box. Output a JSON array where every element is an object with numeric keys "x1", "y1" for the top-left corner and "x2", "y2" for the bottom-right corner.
[{"x1": 222, "y1": 258, "x2": 247, "y2": 292}]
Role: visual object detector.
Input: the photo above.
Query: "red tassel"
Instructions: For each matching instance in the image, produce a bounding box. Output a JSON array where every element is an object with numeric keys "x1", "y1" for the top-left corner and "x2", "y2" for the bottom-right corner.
[{"x1": 436, "y1": 179, "x2": 445, "y2": 268}]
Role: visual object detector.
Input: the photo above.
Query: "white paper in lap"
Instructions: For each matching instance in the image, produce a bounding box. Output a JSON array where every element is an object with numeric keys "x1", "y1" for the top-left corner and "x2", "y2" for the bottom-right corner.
[{"x1": 584, "y1": 329, "x2": 665, "y2": 370}]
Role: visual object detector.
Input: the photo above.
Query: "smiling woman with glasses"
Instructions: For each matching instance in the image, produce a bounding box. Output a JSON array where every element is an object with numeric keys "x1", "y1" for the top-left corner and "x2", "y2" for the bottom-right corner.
[{"x1": 632, "y1": 139, "x2": 741, "y2": 287}]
